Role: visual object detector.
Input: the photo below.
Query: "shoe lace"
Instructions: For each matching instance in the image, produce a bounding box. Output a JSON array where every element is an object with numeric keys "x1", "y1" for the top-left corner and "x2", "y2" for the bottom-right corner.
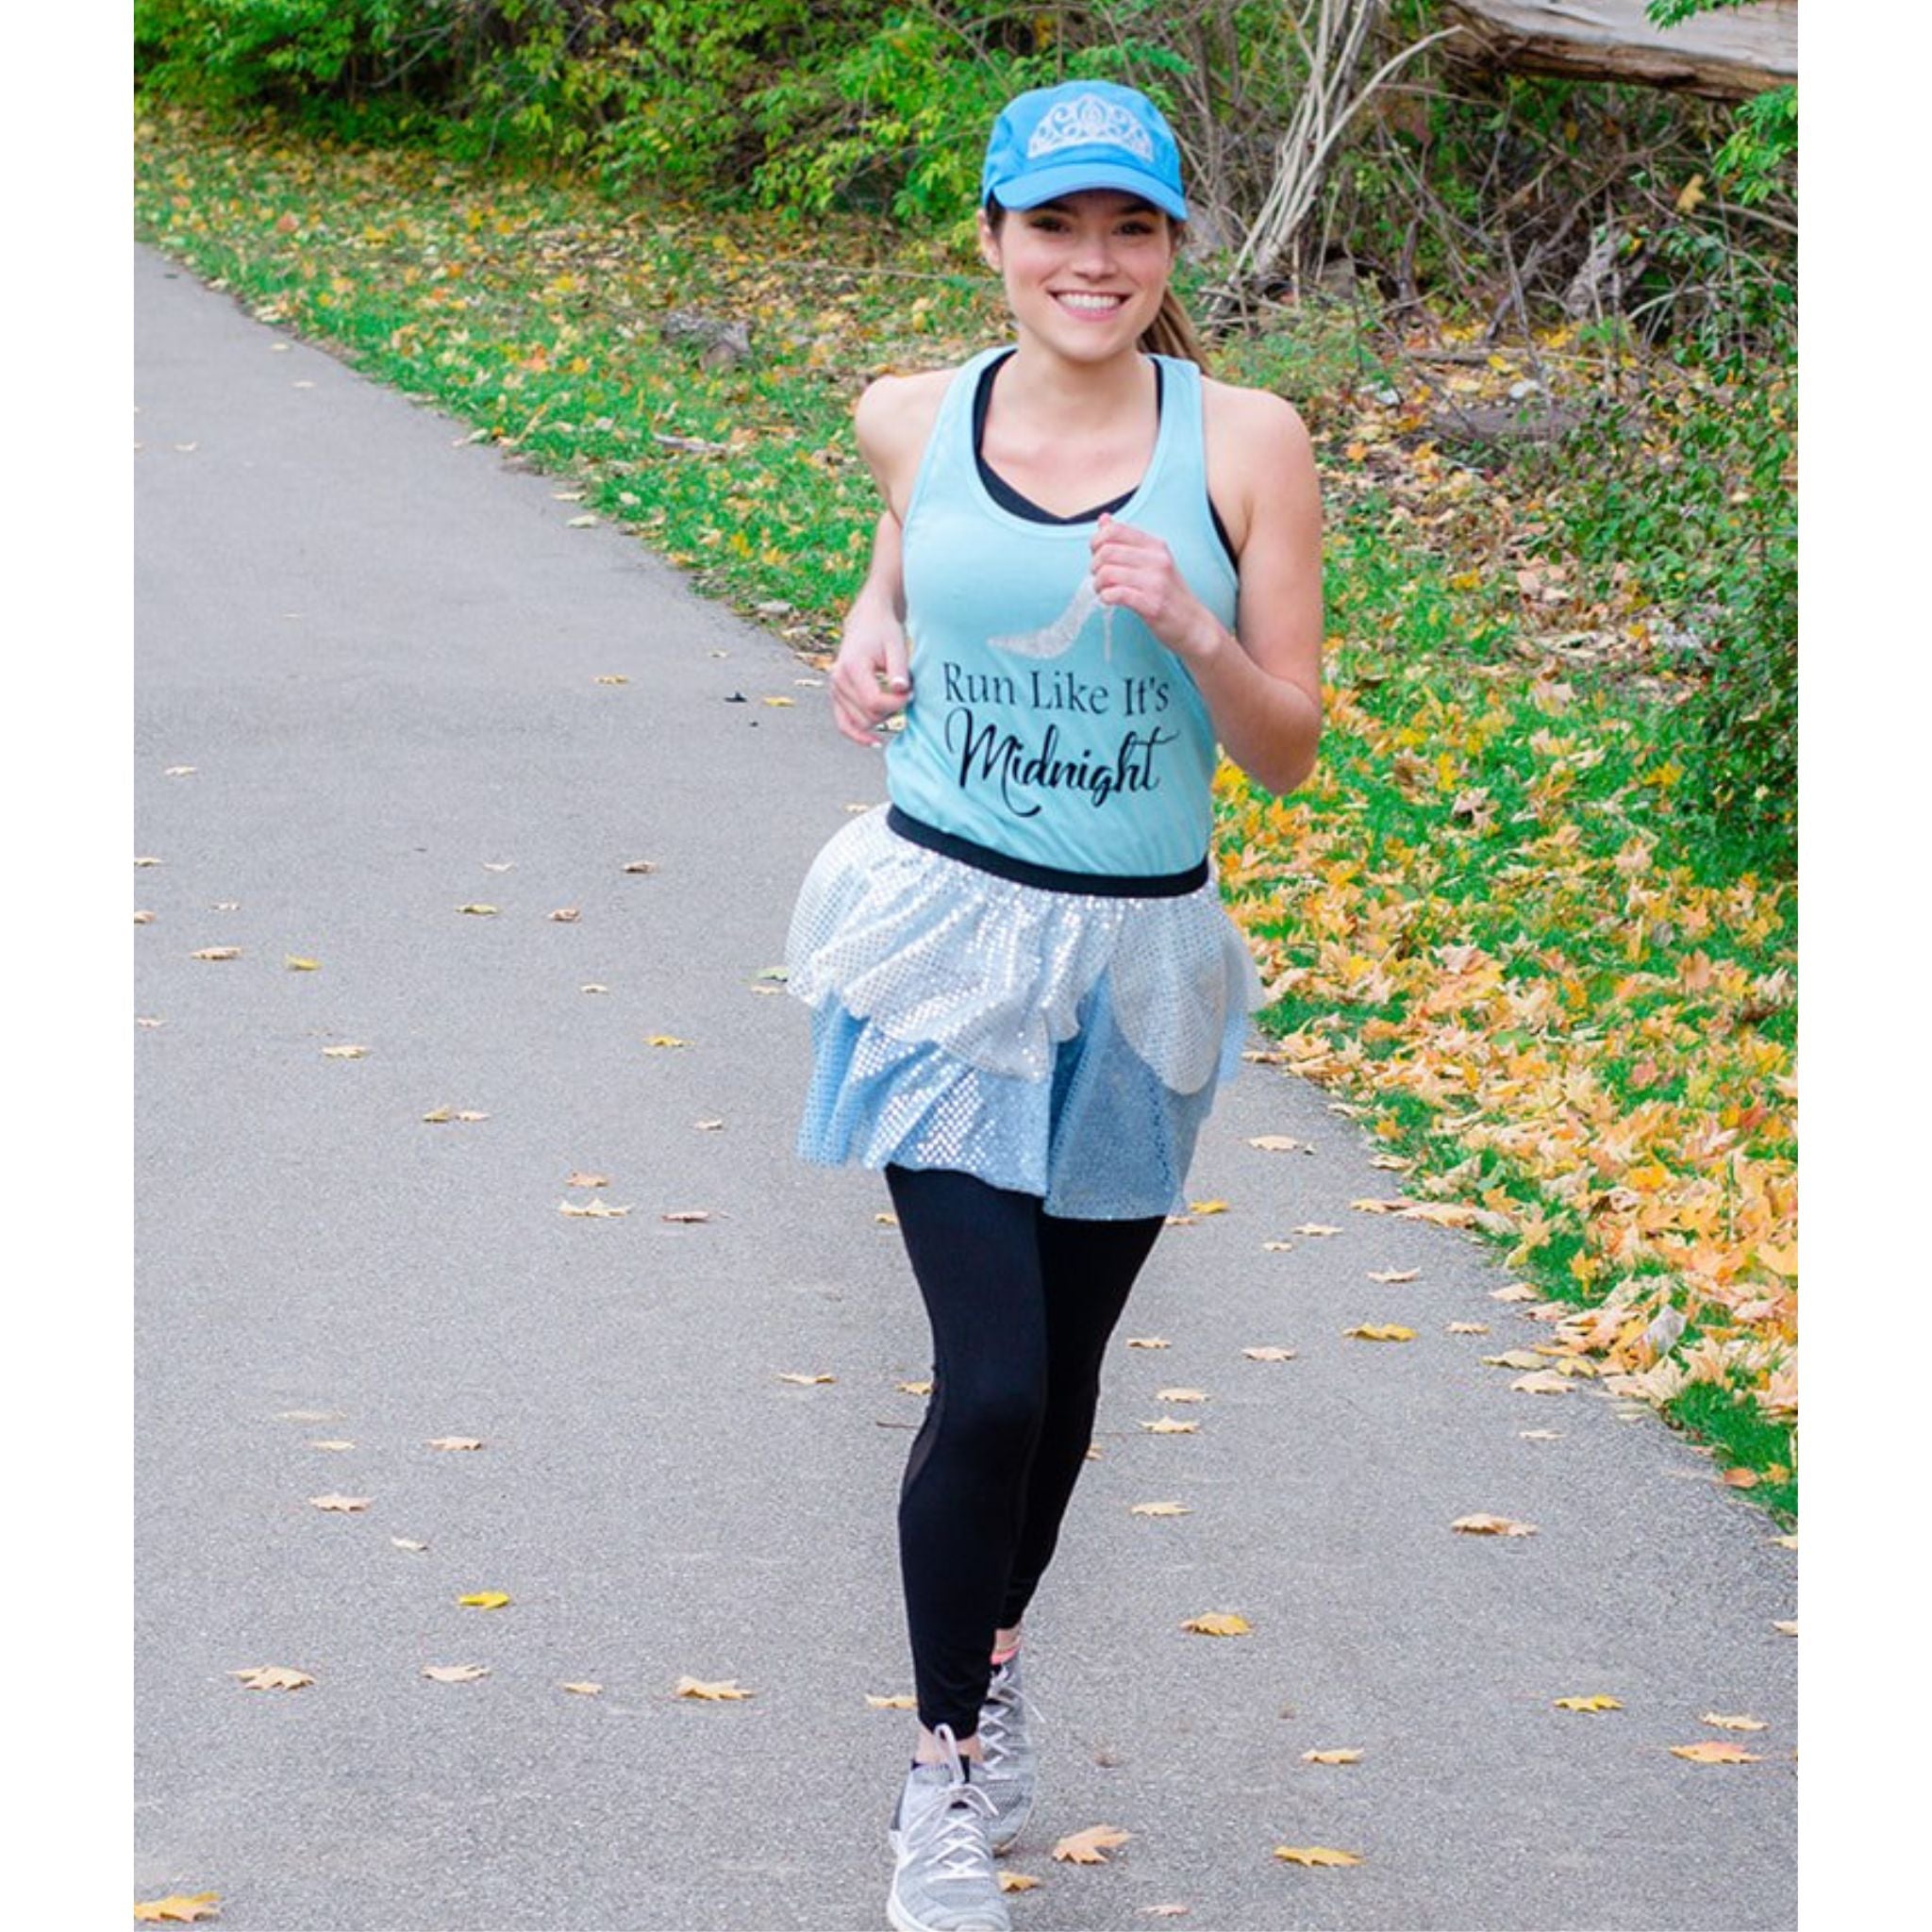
[
  {"x1": 977, "y1": 1668, "x2": 1041, "y2": 1775},
  {"x1": 909, "y1": 1783, "x2": 1000, "y2": 1882}
]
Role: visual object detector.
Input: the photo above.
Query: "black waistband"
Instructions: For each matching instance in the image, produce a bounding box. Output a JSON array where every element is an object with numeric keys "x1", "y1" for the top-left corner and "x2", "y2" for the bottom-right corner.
[{"x1": 886, "y1": 806, "x2": 1209, "y2": 898}]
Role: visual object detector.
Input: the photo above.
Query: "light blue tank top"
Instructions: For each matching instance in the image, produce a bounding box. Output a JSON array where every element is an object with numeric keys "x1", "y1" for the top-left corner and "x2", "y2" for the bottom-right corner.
[{"x1": 886, "y1": 346, "x2": 1240, "y2": 876}]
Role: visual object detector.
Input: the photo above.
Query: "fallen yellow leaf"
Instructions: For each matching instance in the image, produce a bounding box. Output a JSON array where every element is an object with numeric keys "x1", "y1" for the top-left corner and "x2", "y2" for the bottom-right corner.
[
  {"x1": 1774, "y1": 1620, "x2": 1797, "y2": 1636},
  {"x1": 1491, "y1": 1284, "x2": 1540, "y2": 1302},
  {"x1": 1451, "y1": 1513, "x2": 1538, "y2": 1536},
  {"x1": 1125, "y1": 1336, "x2": 1170, "y2": 1349},
  {"x1": 564, "y1": 1172, "x2": 608, "y2": 1188},
  {"x1": 1141, "y1": 1417, "x2": 1198, "y2": 1434},
  {"x1": 1367, "y1": 1268, "x2": 1420, "y2": 1284},
  {"x1": 1156, "y1": 1388, "x2": 1208, "y2": 1403},
  {"x1": 1130, "y1": 1501, "x2": 1191, "y2": 1517},
  {"x1": 1670, "y1": 1740, "x2": 1760, "y2": 1763},
  {"x1": 426, "y1": 1437, "x2": 484, "y2": 1452},
  {"x1": 1180, "y1": 1612, "x2": 1251, "y2": 1636},
  {"x1": 997, "y1": 1872, "x2": 1041, "y2": 1892},
  {"x1": 675, "y1": 1676, "x2": 754, "y2": 1700},
  {"x1": 561, "y1": 1681, "x2": 603, "y2": 1696},
  {"x1": 1189, "y1": 1199, "x2": 1230, "y2": 1215},
  {"x1": 1344, "y1": 1324, "x2": 1415, "y2": 1341},
  {"x1": 1700, "y1": 1712, "x2": 1769, "y2": 1731},
  {"x1": 897, "y1": 1379, "x2": 934, "y2": 1396},
  {"x1": 1261, "y1": 1240, "x2": 1295, "y2": 1251},
  {"x1": 1247, "y1": 1135, "x2": 1307, "y2": 1152},
  {"x1": 1053, "y1": 1824, "x2": 1131, "y2": 1863},
  {"x1": 1273, "y1": 1845, "x2": 1361, "y2": 1867},
  {"x1": 229, "y1": 1666, "x2": 313, "y2": 1691},
  {"x1": 134, "y1": 1894, "x2": 221, "y2": 1923},
  {"x1": 421, "y1": 1664, "x2": 489, "y2": 1683},
  {"x1": 1241, "y1": 1346, "x2": 1297, "y2": 1361},
  {"x1": 1301, "y1": 1748, "x2": 1362, "y2": 1764},
  {"x1": 645, "y1": 1034, "x2": 689, "y2": 1047},
  {"x1": 1482, "y1": 1350, "x2": 1544, "y2": 1370},
  {"x1": 777, "y1": 1373, "x2": 834, "y2": 1386},
  {"x1": 1292, "y1": 1223, "x2": 1341, "y2": 1237},
  {"x1": 190, "y1": 946, "x2": 241, "y2": 960},
  {"x1": 321, "y1": 1044, "x2": 367, "y2": 1058},
  {"x1": 1446, "y1": 1322, "x2": 1489, "y2": 1334},
  {"x1": 308, "y1": 1440, "x2": 354, "y2": 1452},
  {"x1": 458, "y1": 1591, "x2": 511, "y2": 1610},
  {"x1": 456, "y1": 904, "x2": 498, "y2": 915},
  {"x1": 1510, "y1": 1371, "x2": 1575, "y2": 1395},
  {"x1": 558, "y1": 1198, "x2": 631, "y2": 1217},
  {"x1": 1554, "y1": 1694, "x2": 1623, "y2": 1712},
  {"x1": 284, "y1": 956, "x2": 321, "y2": 972},
  {"x1": 865, "y1": 1692, "x2": 916, "y2": 1709},
  {"x1": 307, "y1": 1493, "x2": 369, "y2": 1512}
]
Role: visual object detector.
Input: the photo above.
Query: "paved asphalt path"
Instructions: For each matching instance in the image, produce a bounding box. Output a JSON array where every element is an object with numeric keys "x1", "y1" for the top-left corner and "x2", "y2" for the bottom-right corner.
[{"x1": 134, "y1": 242, "x2": 1796, "y2": 1932}]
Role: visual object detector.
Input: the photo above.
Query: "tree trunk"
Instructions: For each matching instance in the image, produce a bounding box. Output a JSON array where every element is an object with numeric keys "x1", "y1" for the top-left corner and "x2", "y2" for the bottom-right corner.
[{"x1": 1441, "y1": 1, "x2": 1796, "y2": 101}]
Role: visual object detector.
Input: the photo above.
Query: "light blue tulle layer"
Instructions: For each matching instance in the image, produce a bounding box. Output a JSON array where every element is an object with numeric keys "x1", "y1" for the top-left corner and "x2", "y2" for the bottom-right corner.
[{"x1": 786, "y1": 808, "x2": 1264, "y2": 1220}]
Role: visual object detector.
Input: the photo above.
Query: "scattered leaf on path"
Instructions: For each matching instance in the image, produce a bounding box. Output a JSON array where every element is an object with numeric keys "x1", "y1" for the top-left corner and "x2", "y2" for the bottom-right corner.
[
  {"x1": 457, "y1": 904, "x2": 498, "y2": 916},
  {"x1": 1180, "y1": 1612, "x2": 1251, "y2": 1636},
  {"x1": 1242, "y1": 1346, "x2": 1298, "y2": 1361},
  {"x1": 1554, "y1": 1694, "x2": 1623, "y2": 1712},
  {"x1": 777, "y1": 1372, "x2": 834, "y2": 1386},
  {"x1": 1447, "y1": 1321, "x2": 1489, "y2": 1334},
  {"x1": 1774, "y1": 1620, "x2": 1797, "y2": 1636},
  {"x1": 548, "y1": 908, "x2": 581, "y2": 923},
  {"x1": 693, "y1": 1118, "x2": 724, "y2": 1131},
  {"x1": 308, "y1": 1440, "x2": 355, "y2": 1452},
  {"x1": 1247, "y1": 1136, "x2": 1307, "y2": 1153},
  {"x1": 622, "y1": 859, "x2": 658, "y2": 874},
  {"x1": 897, "y1": 1379, "x2": 933, "y2": 1396},
  {"x1": 391, "y1": 1538, "x2": 428, "y2": 1553},
  {"x1": 1491, "y1": 1284, "x2": 1540, "y2": 1302},
  {"x1": 1053, "y1": 1824, "x2": 1131, "y2": 1864},
  {"x1": 1451, "y1": 1513, "x2": 1538, "y2": 1536},
  {"x1": 561, "y1": 1681, "x2": 603, "y2": 1696},
  {"x1": 1510, "y1": 1371, "x2": 1575, "y2": 1395},
  {"x1": 1189, "y1": 1199, "x2": 1230, "y2": 1216},
  {"x1": 564, "y1": 1172, "x2": 608, "y2": 1189},
  {"x1": 423, "y1": 1106, "x2": 489, "y2": 1123},
  {"x1": 322, "y1": 1044, "x2": 367, "y2": 1058},
  {"x1": 1519, "y1": 1429, "x2": 1563, "y2": 1441},
  {"x1": 1273, "y1": 1845, "x2": 1361, "y2": 1867},
  {"x1": 1670, "y1": 1740, "x2": 1760, "y2": 1763},
  {"x1": 1156, "y1": 1388, "x2": 1208, "y2": 1404},
  {"x1": 163, "y1": 766, "x2": 197, "y2": 777},
  {"x1": 1483, "y1": 1351, "x2": 1545, "y2": 1370},
  {"x1": 1125, "y1": 1336, "x2": 1170, "y2": 1349},
  {"x1": 134, "y1": 909, "x2": 155, "y2": 924},
  {"x1": 1262, "y1": 1240, "x2": 1294, "y2": 1252},
  {"x1": 1367, "y1": 1268, "x2": 1420, "y2": 1284},
  {"x1": 874, "y1": 1211, "x2": 899, "y2": 1225},
  {"x1": 866, "y1": 1692, "x2": 916, "y2": 1709},
  {"x1": 134, "y1": 856, "x2": 163, "y2": 867},
  {"x1": 998, "y1": 1873, "x2": 1041, "y2": 1892},
  {"x1": 1141, "y1": 1417, "x2": 1197, "y2": 1434},
  {"x1": 661, "y1": 1209, "x2": 712, "y2": 1224},
  {"x1": 1293, "y1": 1223, "x2": 1341, "y2": 1237},
  {"x1": 1130, "y1": 1501, "x2": 1191, "y2": 1517},
  {"x1": 427, "y1": 1437, "x2": 484, "y2": 1452},
  {"x1": 230, "y1": 1666, "x2": 313, "y2": 1691},
  {"x1": 581, "y1": 983, "x2": 609, "y2": 994},
  {"x1": 1301, "y1": 1748, "x2": 1362, "y2": 1764},
  {"x1": 191, "y1": 947, "x2": 242, "y2": 961},
  {"x1": 1345, "y1": 1324, "x2": 1415, "y2": 1341},
  {"x1": 675, "y1": 1676, "x2": 754, "y2": 1700},
  {"x1": 134, "y1": 1894, "x2": 221, "y2": 1923},
  {"x1": 559, "y1": 1198, "x2": 631, "y2": 1218},
  {"x1": 1701, "y1": 1712, "x2": 1769, "y2": 1731},
  {"x1": 458, "y1": 1591, "x2": 511, "y2": 1610},
  {"x1": 284, "y1": 956, "x2": 321, "y2": 972},
  {"x1": 308, "y1": 1494, "x2": 369, "y2": 1512},
  {"x1": 422, "y1": 1664, "x2": 489, "y2": 1683},
  {"x1": 645, "y1": 1035, "x2": 689, "y2": 1048}
]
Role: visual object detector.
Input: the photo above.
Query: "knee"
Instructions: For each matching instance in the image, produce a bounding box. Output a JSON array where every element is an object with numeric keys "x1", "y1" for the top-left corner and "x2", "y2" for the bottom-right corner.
[{"x1": 938, "y1": 1367, "x2": 1048, "y2": 1469}]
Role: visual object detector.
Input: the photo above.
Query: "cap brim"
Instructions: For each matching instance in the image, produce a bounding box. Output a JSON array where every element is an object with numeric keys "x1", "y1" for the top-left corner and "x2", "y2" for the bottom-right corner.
[{"x1": 992, "y1": 161, "x2": 1187, "y2": 223}]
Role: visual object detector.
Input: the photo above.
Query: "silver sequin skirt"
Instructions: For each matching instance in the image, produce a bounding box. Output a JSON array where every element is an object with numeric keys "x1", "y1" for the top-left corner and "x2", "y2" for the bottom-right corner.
[{"x1": 784, "y1": 806, "x2": 1265, "y2": 1219}]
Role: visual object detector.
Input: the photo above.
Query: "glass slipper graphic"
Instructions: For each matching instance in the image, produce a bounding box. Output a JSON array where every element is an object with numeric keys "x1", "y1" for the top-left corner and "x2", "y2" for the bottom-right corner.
[{"x1": 987, "y1": 574, "x2": 1117, "y2": 662}]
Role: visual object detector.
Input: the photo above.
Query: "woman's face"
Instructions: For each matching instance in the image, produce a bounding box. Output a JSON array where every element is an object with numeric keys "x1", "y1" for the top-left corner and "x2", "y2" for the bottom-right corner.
[{"x1": 978, "y1": 189, "x2": 1176, "y2": 361}]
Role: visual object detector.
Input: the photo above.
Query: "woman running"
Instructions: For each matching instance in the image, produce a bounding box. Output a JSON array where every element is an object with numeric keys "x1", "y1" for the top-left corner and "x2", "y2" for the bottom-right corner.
[{"x1": 785, "y1": 77, "x2": 1324, "y2": 1932}]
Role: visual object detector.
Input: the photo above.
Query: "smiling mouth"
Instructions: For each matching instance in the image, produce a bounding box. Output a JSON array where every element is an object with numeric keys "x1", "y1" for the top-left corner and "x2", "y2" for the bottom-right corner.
[{"x1": 1052, "y1": 291, "x2": 1128, "y2": 313}]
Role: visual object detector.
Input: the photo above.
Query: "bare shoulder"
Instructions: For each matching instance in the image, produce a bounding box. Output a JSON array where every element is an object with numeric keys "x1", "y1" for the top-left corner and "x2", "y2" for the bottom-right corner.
[
  {"x1": 853, "y1": 365, "x2": 962, "y2": 514},
  {"x1": 1200, "y1": 375, "x2": 1319, "y2": 558},
  {"x1": 1201, "y1": 375, "x2": 1313, "y2": 466}
]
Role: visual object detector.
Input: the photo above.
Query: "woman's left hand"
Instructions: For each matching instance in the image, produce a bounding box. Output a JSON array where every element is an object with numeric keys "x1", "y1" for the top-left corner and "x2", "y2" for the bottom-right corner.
[{"x1": 1090, "y1": 512, "x2": 1224, "y2": 671}]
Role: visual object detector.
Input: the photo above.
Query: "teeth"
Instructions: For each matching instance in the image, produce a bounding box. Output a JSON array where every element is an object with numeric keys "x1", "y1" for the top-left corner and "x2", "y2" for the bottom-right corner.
[{"x1": 1058, "y1": 293, "x2": 1124, "y2": 310}]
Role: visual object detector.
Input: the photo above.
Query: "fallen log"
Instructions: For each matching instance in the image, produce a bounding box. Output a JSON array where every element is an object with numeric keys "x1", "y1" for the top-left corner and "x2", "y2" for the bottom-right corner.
[{"x1": 1440, "y1": 0, "x2": 1796, "y2": 100}]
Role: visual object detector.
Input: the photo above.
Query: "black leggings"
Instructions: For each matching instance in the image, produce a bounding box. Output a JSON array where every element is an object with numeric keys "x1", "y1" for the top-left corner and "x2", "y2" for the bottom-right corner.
[{"x1": 885, "y1": 1163, "x2": 1166, "y2": 1738}]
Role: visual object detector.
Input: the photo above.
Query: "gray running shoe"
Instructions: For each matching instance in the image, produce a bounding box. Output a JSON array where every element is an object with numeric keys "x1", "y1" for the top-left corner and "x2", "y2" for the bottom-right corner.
[
  {"x1": 886, "y1": 1723, "x2": 1011, "y2": 1932},
  {"x1": 977, "y1": 1655, "x2": 1038, "y2": 1856}
]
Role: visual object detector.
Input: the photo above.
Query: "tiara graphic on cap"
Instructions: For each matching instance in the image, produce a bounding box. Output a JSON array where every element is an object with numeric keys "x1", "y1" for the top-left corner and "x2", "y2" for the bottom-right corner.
[
  {"x1": 980, "y1": 79, "x2": 1188, "y2": 221},
  {"x1": 1026, "y1": 93, "x2": 1156, "y2": 164}
]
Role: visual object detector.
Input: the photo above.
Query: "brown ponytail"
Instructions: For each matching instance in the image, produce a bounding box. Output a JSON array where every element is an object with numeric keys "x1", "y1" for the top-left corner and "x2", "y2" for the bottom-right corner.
[{"x1": 1139, "y1": 284, "x2": 1209, "y2": 372}]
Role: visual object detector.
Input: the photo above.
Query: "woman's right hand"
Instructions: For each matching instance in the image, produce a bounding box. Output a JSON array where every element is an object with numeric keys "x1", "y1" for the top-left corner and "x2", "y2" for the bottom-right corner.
[{"x1": 830, "y1": 602, "x2": 912, "y2": 747}]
